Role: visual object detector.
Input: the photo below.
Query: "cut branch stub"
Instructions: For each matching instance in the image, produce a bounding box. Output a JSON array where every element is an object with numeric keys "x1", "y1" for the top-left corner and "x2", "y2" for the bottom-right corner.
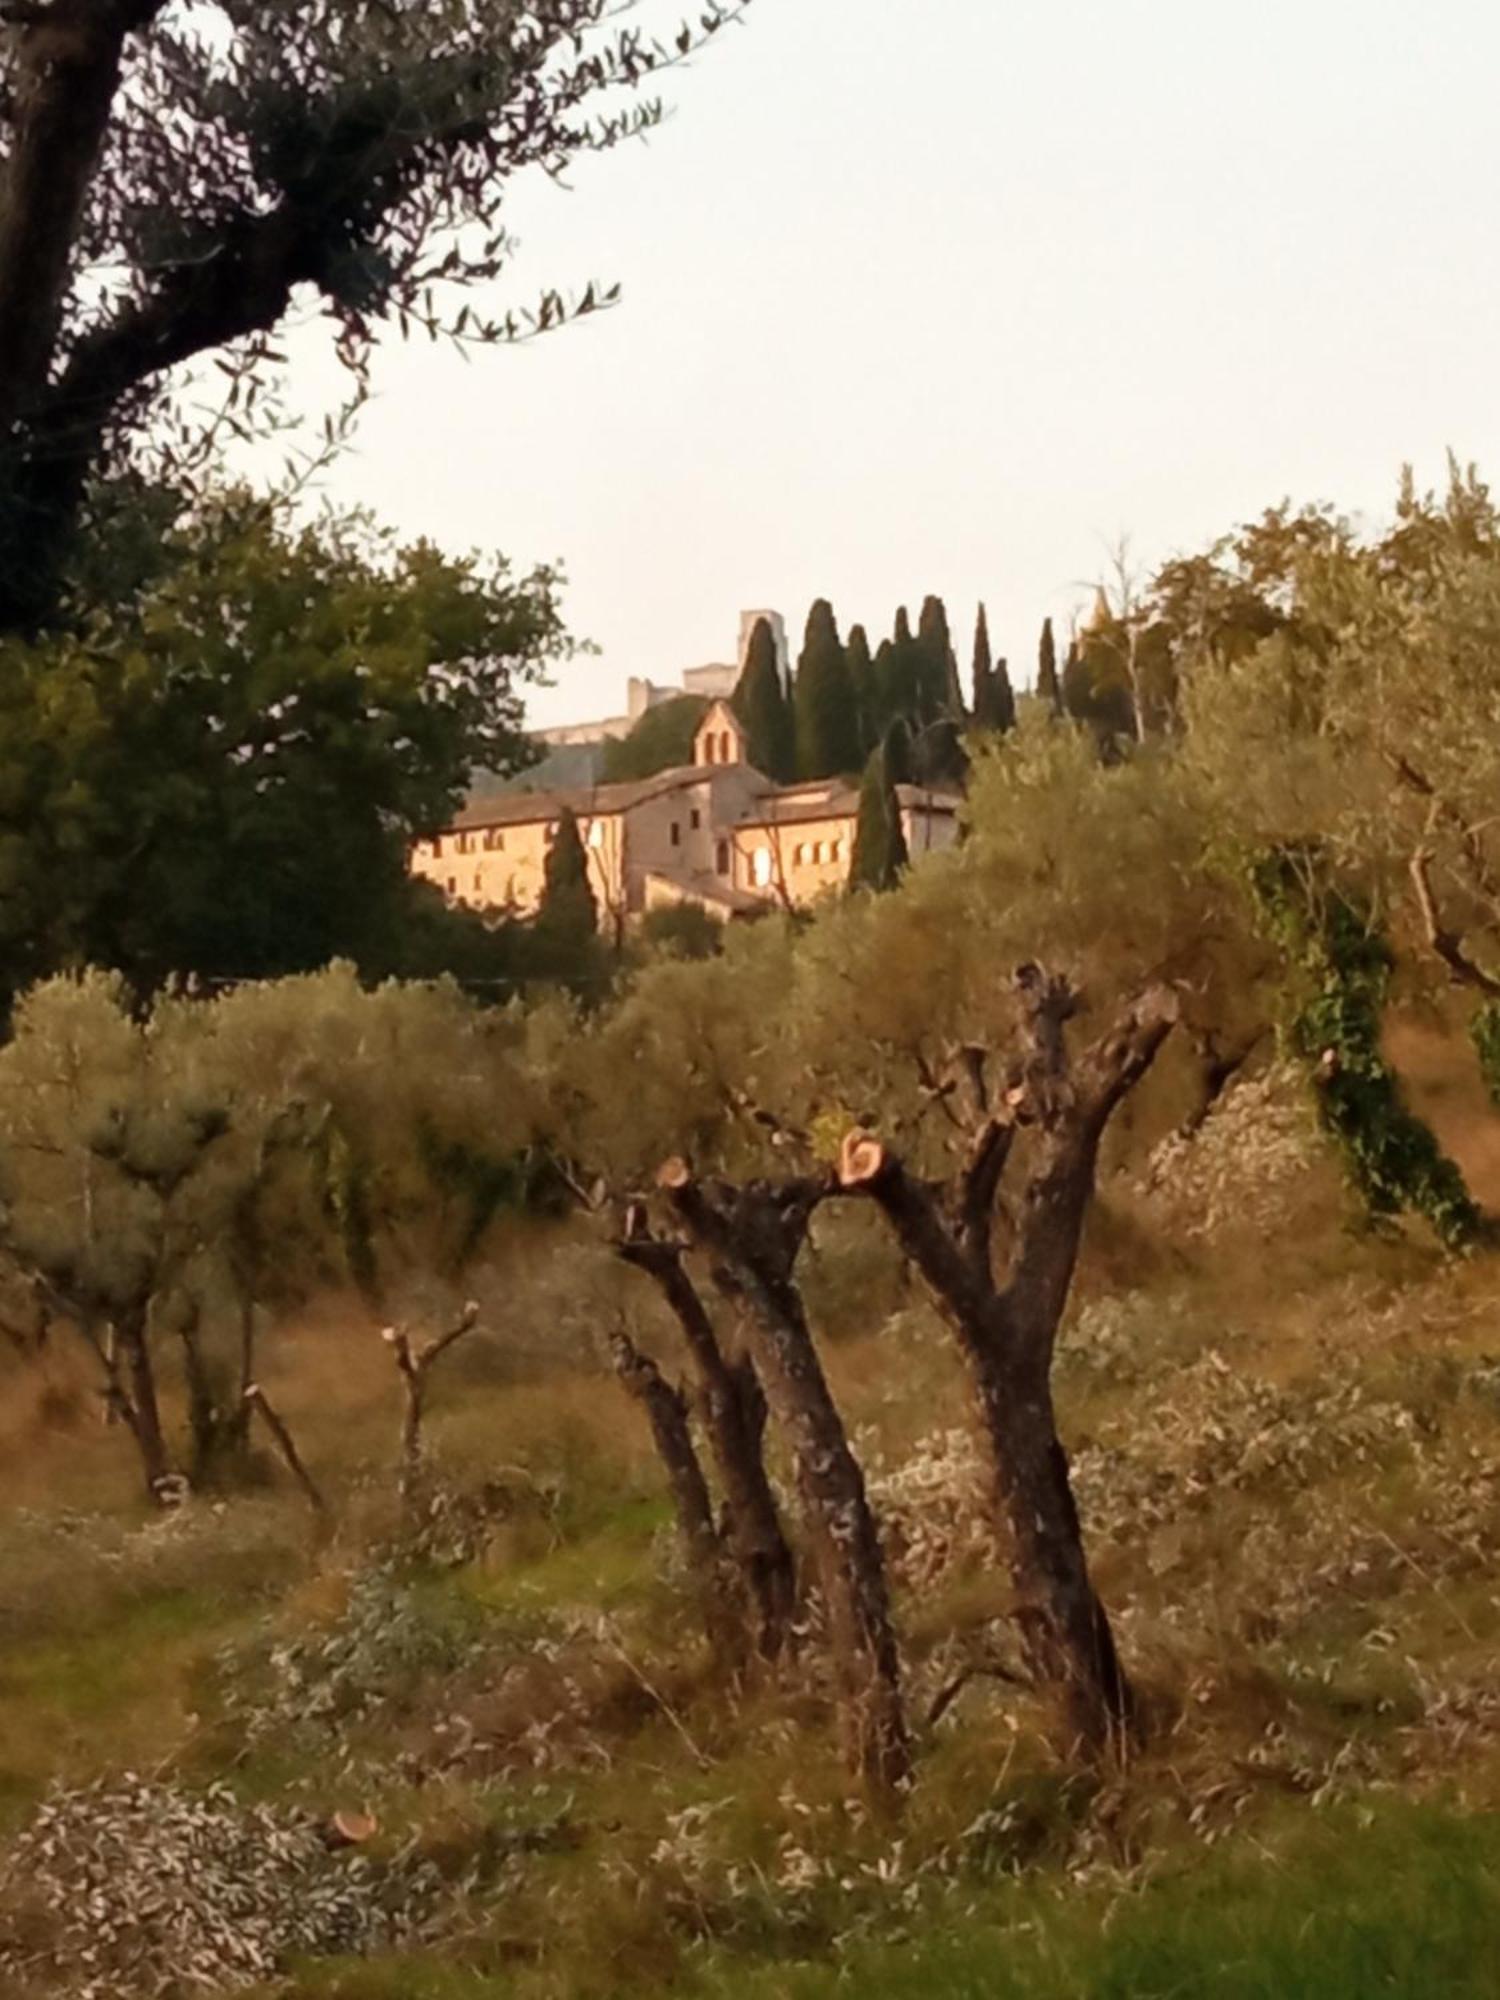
[
  {"x1": 657, "y1": 1156, "x2": 692, "y2": 1191},
  {"x1": 838, "y1": 1129, "x2": 890, "y2": 1190}
]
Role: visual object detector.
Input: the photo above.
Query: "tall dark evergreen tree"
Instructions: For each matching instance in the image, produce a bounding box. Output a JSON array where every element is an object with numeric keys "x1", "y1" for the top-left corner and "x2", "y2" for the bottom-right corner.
[
  {"x1": 877, "y1": 607, "x2": 924, "y2": 732},
  {"x1": 733, "y1": 616, "x2": 795, "y2": 780},
  {"x1": 992, "y1": 655, "x2": 1017, "y2": 732},
  {"x1": 536, "y1": 807, "x2": 598, "y2": 946},
  {"x1": 1037, "y1": 617, "x2": 1063, "y2": 715},
  {"x1": 917, "y1": 594, "x2": 963, "y2": 720},
  {"x1": 849, "y1": 737, "x2": 910, "y2": 893},
  {"x1": 793, "y1": 599, "x2": 861, "y2": 779},
  {"x1": 1062, "y1": 637, "x2": 1089, "y2": 722},
  {"x1": 881, "y1": 716, "x2": 913, "y2": 787},
  {"x1": 871, "y1": 638, "x2": 898, "y2": 743},
  {"x1": 846, "y1": 623, "x2": 878, "y2": 756},
  {"x1": 972, "y1": 603, "x2": 994, "y2": 723}
]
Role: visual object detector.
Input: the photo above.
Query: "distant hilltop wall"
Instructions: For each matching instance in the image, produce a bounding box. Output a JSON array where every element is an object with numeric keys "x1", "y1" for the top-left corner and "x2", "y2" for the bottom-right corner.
[{"x1": 532, "y1": 611, "x2": 783, "y2": 750}]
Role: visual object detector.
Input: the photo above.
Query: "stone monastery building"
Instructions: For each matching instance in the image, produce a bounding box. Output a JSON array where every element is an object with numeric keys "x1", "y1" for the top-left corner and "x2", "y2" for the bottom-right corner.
[{"x1": 411, "y1": 696, "x2": 961, "y2": 929}]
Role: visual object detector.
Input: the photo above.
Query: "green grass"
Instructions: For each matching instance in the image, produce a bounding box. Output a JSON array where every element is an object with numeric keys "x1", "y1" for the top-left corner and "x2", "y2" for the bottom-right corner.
[
  {"x1": 692, "y1": 1799, "x2": 1500, "y2": 2000},
  {"x1": 0, "y1": 1581, "x2": 261, "y2": 1825},
  {"x1": 264, "y1": 1798, "x2": 1500, "y2": 1999}
]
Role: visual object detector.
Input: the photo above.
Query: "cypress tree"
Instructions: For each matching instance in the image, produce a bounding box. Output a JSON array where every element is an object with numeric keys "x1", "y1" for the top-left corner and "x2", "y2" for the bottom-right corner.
[
  {"x1": 849, "y1": 738, "x2": 909, "y2": 894},
  {"x1": 846, "y1": 623, "x2": 877, "y2": 757},
  {"x1": 878, "y1": 606, "x2": 924, "y2": 730},
  {"x1": 733, "y1": 615, "x2": 794, "y2": 780},
  {"x1": 536, "y1": 806, "x2": 597, "y2": 943},
  {"x1": 1037, "y1": 617, "x2": 1062, "y2": 715},
  {"x1": 1062, "y1": 637, "x2": 1089, "y2": 722},
  {"x1": 992, "y1": 654, "x2": 1017, "y2": 732},
  {"x1": 971, "y1": 603, "x2": 994, "y2": 723},
  {"x1": 793, "y1": 598, "x2": 861, "y2": 779},
  {"x1": 917, "y1": 594, "x2": 962, "y2": 720},
  {"x1": 881, "y1": 715, "x2": 913, "y2": 786},
  {"x1": 871, "y1": 637, "x2": 898, "y2": 742}
]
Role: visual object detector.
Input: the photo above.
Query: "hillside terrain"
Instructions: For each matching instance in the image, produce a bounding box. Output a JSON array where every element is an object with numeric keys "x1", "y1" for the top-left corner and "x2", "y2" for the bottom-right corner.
[{"x1": 3, "y1": 1028, "x2": 1499, "y2": 1998}]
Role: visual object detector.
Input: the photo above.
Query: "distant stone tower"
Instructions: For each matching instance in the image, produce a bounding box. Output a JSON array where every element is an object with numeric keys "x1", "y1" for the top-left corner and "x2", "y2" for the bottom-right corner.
[{"x1": 738, "y1": 609, "x2": 789, "y2": 688}]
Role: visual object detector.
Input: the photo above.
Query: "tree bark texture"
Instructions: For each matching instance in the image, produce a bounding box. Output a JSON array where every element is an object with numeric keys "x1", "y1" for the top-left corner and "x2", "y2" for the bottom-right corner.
[
  {"x1": 384, "y1": 1303, "x2": 479, "y2": 1522},
  {"x1": 658, "y1": 1165, "x2": 910, "y2": 1793},
  {"x1": 112, "y1": 1299, "x2": 174, "y2": 1502},
  {"x1": 617, "y1": 1219, "x2": 797, "y2": 1663},
  {"x1": 608, "y1": 1328, "x2": 741, "y2": 1671},
  {"x1": 839, "y1": 973, "x2": 1177, "y2": 1754}
]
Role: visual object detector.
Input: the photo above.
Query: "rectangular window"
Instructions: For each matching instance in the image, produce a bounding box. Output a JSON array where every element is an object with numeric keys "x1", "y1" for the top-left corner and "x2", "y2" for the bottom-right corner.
[
  {"x1": 793, "y1": 843, "x2": 807, "y2": 866},
  {"x1": 446, "y1": 876, "x2": 457, "y2": 894},
  {"x1": 752, "y1": 848, "x2": 773, "y2": 888},
  {"x1": 670, "y1": 821, "x2": 681, "y2": 847},
  {"x1": 691, "y1": 809, "x2": 702, "y2": 831}
]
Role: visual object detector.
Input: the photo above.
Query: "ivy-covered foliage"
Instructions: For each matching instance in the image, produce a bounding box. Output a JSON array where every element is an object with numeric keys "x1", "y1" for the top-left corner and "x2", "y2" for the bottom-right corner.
[
  {"x1": 1249, "y1": 850, "x2": 1479, "y2": 1249},
  {"x1": 1472, "y1": 1004, "x2": 1500, "y2": 1108}
]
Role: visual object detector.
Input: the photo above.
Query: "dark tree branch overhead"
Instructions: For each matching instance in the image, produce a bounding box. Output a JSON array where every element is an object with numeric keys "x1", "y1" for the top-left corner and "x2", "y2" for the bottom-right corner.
[{"x1": 0, "y1": 0, "x2": 752, "y2": 629}]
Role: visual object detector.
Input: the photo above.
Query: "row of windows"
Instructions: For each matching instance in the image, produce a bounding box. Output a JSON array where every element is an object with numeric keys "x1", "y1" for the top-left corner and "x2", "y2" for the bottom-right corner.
[
  {"x1": 433, "y1": 819, "x2": 617, "y2": 861},
  {"x1": 431, "y1": 822, "x2": 846, "y2": 881},
  {"x1": 435, "y1": 828, "x2": 508, "y2": 857}
]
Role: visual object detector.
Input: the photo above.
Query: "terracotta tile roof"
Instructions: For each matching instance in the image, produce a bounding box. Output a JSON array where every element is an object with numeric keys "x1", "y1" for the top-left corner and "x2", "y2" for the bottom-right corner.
[
  {"x1": 736, "y1": 784, "x2": 961, "y2": 830},
  {"x1": 451, "y1": 764, "x2": 713, "y2": 831},
  {"x1": 642, "y1": 872, "x2": 770, "y2": 916}
]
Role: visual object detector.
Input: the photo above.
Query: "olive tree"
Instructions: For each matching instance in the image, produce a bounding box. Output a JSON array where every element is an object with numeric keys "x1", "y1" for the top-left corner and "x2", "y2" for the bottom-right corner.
[{"x1": 0, "y1": 0, "x2": 749, "y2": 631}]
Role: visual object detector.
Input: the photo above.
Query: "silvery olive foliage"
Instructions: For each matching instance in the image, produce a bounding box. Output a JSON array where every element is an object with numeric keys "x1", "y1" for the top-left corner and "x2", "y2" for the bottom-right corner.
[{"x1": 0, "y1": 1778, "x2": 442, "y2": 1996}]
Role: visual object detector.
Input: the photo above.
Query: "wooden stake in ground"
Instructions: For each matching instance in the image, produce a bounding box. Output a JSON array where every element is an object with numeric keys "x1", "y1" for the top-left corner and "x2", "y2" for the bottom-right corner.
[
  {"x1": 838, "y1": 968, "x2": 1178, "y2": 1757},
  {"x1": 383, "y1": 1301, "x2": 481, "y2": 1520}
]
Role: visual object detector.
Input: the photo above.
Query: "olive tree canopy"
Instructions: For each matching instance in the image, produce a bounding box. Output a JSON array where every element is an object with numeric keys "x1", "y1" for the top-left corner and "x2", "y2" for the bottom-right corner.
[{"x1": 0, "y1": 0, "x2": 747, "y2": 628}]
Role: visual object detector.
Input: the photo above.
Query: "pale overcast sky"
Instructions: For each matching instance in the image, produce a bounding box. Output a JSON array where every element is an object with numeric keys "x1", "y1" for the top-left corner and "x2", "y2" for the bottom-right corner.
[{"x1": 282, "y1": 0, "x2": 1500, "y2": 726}]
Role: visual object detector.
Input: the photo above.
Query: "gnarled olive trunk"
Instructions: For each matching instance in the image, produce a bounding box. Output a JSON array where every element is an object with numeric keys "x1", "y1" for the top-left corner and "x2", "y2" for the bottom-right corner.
[
  {"x1": 840, "y1": 973, "x2": 1177, "y2": 1755},
  {"x1": 660, "y1": 1166, "x2": 909, "y2": 1794},
  {"x1": 609, "y1": 1329, "x2": 742, "y2": 1671},
  {"x1": 618, "y1": 1225, "x2": 796, "y2": 1664}
]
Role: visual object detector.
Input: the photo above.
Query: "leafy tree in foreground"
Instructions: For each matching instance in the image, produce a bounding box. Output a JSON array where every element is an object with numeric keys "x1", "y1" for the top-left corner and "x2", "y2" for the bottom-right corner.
[
  {"x1": 733, "y1": 615, "x2": 794, "y2": 780},
  {"x1": 0, "y1": 0, "x2": 749, "y2": 635},
  {"x1": 793, "y1": 599, "x2": 860, "y2": 779},
  {"x1": 0, "y1": 487, "x2": 563, "y2": 996}
]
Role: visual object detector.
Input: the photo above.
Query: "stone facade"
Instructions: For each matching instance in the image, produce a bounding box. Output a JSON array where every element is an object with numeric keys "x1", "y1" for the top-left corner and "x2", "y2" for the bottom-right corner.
[{"x1": 411, "y1": 697, "x2": 960, "y2": 926}]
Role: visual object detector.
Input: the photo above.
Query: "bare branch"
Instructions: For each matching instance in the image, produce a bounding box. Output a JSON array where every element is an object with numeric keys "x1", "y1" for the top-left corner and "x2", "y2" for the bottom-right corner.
[
  {"x1": 244, "y1": 1383, "x2": 328, "y2": 1519},
  {"x1": 1409, "y1": 848, "x2": 1500, "y2": 997}
]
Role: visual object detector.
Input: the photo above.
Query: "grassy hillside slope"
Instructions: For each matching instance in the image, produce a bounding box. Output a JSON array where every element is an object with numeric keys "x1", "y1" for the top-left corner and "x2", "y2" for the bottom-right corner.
[{"x1": 3, "y1": 1034, "x2": 1500, "y2": 1997}]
